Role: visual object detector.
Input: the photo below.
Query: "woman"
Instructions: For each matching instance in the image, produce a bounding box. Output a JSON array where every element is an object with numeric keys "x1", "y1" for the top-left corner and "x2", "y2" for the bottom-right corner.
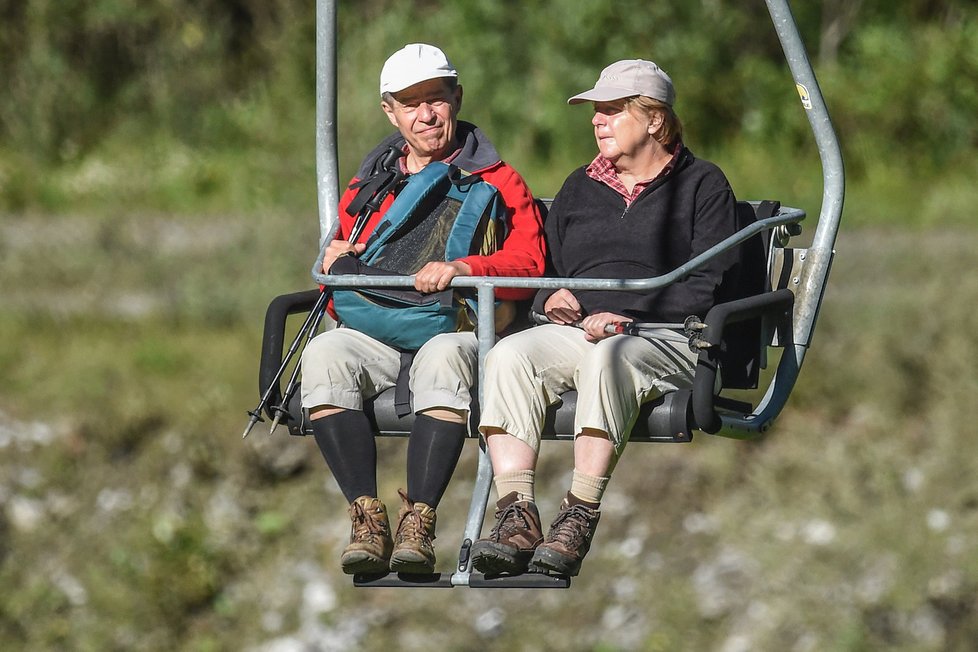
[{"x1": 470, "y1": 59, "x2": 740, "y2": 577}]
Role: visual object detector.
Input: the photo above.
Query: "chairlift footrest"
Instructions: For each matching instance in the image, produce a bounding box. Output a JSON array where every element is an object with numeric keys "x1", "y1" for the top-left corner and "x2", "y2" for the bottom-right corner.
[
  {"x1": 352, "y1": 572, "x2": 453, "y2": 588},
  {"x1": 351, "y1": 571, "x2": 571, "y2": 588},
  {"x1": 468, "y1": 572, "x2": 571, "y2": 589}
]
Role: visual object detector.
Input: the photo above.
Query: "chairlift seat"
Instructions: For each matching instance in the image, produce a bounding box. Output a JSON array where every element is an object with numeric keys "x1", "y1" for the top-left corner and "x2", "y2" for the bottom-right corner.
[{"x1": 258, "y1": 200, "x2": 800, "y2": 443}]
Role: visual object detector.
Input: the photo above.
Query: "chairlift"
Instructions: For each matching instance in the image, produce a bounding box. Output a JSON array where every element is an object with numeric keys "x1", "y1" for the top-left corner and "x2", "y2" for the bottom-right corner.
[{"x1": 247, "y1": 0, "x2": 844, "y2": 588}]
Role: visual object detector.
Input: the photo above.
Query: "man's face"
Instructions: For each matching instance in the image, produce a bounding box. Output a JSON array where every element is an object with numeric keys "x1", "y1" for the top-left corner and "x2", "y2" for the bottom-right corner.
[{"x1": 382, "y1": 77, "x2": 462, "y2": 162}]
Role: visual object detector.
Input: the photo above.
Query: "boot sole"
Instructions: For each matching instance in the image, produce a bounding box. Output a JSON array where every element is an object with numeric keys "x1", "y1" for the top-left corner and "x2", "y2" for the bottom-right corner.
[
  {"x1": 389, "y1": 550, "x2": 435, "y2": 575},
  {"x1": 529, "y1": 547, "x2": 581, "y2": 577},
  {"x1": 341, "y1": 552, "x2": 391, "y2": 575},
  {"x1": 471, "y1": 541, "x2": 534, "y2": 576}
]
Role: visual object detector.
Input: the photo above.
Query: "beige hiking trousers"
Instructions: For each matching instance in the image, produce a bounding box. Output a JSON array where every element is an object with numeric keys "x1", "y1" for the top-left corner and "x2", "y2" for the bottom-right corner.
[
  {"x1": 300, "y1": 327, "x2": 478, "y2": 415},
  {"x1": 477, "y1": 324, "x2": 698, "y2": 454}
]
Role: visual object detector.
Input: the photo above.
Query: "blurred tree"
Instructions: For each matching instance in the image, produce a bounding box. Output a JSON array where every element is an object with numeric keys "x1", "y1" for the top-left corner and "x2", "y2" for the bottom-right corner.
[{"x1": 0, "y1": 0, "x2": 976, "y2": 209}]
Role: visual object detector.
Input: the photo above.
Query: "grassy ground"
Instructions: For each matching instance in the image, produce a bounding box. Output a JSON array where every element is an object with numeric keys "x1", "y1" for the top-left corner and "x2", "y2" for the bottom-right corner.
[{"x1": 3, "y1": 205, "x2": 978, "y2": 650}]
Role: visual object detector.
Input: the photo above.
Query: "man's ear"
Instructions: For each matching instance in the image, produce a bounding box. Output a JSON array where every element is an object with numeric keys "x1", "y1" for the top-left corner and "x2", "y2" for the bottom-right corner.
[
  {"x1": 454, "y1": 85, "x2": 463, "y2": 113},
  {"x1": 382, "y1": 100, "x2": 398, "y2": 127}
]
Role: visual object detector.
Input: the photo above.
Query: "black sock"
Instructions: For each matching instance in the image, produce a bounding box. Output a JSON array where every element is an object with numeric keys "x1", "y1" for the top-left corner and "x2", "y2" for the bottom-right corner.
[
  {"x1": 406, "y1": 414, "x2": 466, "y2": 507},
  {"x1": 311, "y1": 410, "x2": 377, "y2": 504}
]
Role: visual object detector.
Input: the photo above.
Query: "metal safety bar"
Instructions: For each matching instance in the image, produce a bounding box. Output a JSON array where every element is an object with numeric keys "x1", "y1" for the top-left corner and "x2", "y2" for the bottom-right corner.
[{"x1": 311, "y1": 0, "x2": 843, "y2": 586}]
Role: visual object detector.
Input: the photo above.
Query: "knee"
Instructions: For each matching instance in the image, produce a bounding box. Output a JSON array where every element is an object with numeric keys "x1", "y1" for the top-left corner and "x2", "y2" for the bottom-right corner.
[
  {"x1": 302, "y1": 333, "x2": 357, "y2": 375},
  {"x1": 486, "y1": 338, "x2": 536, "y2": 383},
  {"x1": 484, "y1": 337, "x2": 530, "y2": 376},
  {"x1": 415, "y1": 333, "x2": 475, "y2": 367},
  {"x1": 586, "y1": 339, "x2": 624, "y2": 368},
  {"x1": 414, "y1": 338, "x2": 475, "y2": 387}
]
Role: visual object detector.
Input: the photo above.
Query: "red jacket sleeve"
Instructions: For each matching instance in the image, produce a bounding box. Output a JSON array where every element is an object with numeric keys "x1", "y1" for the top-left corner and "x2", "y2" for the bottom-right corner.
[{"x1": 457, "y1": 162, "x2": 546, "y2": 301}]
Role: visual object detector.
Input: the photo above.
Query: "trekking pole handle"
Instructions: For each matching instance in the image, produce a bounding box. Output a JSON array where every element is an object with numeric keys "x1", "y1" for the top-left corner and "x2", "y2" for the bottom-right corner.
[
  {"x1": 528, "y1": 311, "x2": 694, "y2": 345},
  {"x1": 529, "y1": 310, "x2": 685, "y2": 333}
]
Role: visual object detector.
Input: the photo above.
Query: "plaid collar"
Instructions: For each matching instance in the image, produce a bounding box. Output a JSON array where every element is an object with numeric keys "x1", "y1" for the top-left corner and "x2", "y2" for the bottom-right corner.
[{"x1": 586, "y1": 141, "x2": 683, "y2": 205}]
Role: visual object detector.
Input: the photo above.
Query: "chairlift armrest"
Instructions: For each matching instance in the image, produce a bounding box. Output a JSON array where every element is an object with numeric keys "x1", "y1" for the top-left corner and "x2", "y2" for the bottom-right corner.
[
  {"x1": 258, "y1": 289, "x2": 322, "y2": 418},
  {"x1": 691, "y1": 289, "x2": 795, "y2": 433}
]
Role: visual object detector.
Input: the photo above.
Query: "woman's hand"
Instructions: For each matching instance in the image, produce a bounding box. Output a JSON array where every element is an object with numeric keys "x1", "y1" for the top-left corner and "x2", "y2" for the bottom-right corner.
[
  {"x1": 323, "y1": 240, "x2": 366, "y2": 274},
  {"x1": 544, "y1": 289, "x2": 583, "y2": 325},
  {"x1": 580, "y1": 311, "x2": 629, "y2": 342},
  {"x1": 414, "y1": 260, "x2": 471, "y2": 293}
]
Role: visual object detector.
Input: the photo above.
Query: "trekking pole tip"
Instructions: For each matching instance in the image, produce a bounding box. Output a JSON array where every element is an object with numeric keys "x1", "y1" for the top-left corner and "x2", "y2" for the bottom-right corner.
[
  {"x1": 241, "y1": 411, "x2": 264, "y2": 439},
  {"x1": 268, "y1": 411, "x2": 283, "y2": 435}
]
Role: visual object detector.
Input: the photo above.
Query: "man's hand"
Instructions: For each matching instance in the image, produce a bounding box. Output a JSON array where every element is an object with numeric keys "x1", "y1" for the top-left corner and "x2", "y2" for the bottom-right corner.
[
  {"x1": 579, "y1": 311, "x2": 629, "y2": 342},
  {"x1": 544, "y1": 288, "x2": 583, "y2": 325},
  {"x1": 414, "y1": 260, "x2": 471, "y2": 293},
  {"x1": 323, "y1": 240, "x2": 366, "y2": 274}
]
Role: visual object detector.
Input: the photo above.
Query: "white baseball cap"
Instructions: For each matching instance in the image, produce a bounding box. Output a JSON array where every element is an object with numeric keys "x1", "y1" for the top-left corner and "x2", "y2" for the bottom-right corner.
[{"x1": 379, "y1": 43, "x2": 458, "y2": 96}]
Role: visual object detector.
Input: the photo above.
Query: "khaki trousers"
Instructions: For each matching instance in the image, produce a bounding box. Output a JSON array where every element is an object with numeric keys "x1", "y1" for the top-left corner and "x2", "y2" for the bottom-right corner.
[
  {"x1": 478, "y1": 324, "x2": 697, "y2": 454},
  {"x1": 300, "y1": 328, "x2": 478, "y2": 415}
]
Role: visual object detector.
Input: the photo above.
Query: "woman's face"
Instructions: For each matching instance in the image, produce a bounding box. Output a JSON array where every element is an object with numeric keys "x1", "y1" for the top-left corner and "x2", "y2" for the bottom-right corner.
[{"x1": 591, "y1": 100, "x2": 655, "y2": 164}]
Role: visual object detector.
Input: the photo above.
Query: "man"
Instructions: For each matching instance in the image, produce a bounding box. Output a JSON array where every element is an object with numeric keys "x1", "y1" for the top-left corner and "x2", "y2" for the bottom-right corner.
[{"x1": 300, "y1": 43, "x2": 545, "y2": 575}]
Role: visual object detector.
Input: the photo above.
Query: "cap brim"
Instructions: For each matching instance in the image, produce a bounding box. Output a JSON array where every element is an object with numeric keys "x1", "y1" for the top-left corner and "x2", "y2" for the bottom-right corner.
[
  {"x1": 381, "y1": 72, "x2": 458, "y2": 96},
  {"x1": 567, "y1": 86, "x2": 639, "y2": 104}
]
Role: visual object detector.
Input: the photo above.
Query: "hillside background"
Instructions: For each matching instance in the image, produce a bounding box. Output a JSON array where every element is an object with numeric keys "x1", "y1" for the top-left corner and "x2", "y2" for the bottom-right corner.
[{"x1": 3, "y1": 1, "x2": 978, "y2": 650}]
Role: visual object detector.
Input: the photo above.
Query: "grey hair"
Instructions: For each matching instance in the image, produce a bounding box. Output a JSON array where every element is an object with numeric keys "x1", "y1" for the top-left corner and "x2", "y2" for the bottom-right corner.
[{"x1": 382, "y1": 77, "x2": 459, "y2": 106}]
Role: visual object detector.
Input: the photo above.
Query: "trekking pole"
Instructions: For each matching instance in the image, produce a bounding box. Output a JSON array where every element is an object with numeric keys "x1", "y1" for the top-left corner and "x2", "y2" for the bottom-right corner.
[
  {"x1": 240, "y1": 294, "x2": 329, "y2": 439},
  {"x1": 262, "y1": 147, "x2": 406, "y2": 435},
  {"x1": 529, "y1": 311, "x2": 704, "y2": 344},
  {"x1": 264, "y1": 295, "x2": 330, "y2": 435}
]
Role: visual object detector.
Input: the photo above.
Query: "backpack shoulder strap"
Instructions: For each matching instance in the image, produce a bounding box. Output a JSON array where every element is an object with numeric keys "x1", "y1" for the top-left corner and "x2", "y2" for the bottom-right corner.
[
  {"x1": 345, "y1": 146, "x2": 406, "y2": 218},
  {"x1": 443, "y1": 168, "x2": 505, "y2": 261},
  {"x1": 360, "y1": 162, "x2": 455, "y2": 257}
]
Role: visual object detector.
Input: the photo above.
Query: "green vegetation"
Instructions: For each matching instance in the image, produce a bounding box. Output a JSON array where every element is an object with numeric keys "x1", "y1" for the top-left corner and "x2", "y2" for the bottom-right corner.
[
  {"x1": 2, "y1": 1, "x2": 978, "y2": 650},
  {"x1": 2, "y1": 1, "x2": 978, "y2": 221}
]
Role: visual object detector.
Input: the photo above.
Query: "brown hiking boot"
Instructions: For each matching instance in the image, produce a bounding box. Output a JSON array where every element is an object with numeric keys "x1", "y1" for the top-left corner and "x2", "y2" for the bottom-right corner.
[
  {"x1": 389, "y1": 489, "x2": 437, "y2": 574},
  {"x1": 470, "y1": 491, "x2": 544, "y2": 576},
  {"x1": 530, "y1": 495, "x2": 601, "y2": 577},
  {"x1": 340, "y1": 496, "x2": 393, "y2": 575}
]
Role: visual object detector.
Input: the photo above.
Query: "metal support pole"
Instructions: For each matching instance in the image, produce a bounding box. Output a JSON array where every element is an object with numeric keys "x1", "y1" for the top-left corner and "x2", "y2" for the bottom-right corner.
[
  {"x1": 452, "y1": 283, "x2": 498, "y2": 586},
  {"x1": 316, "y1": 0, "x2": 340, "y2": 248}
]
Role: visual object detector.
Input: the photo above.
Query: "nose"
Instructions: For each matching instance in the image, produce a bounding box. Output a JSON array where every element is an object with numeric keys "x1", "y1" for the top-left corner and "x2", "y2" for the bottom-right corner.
[
  {"x1": 592, "y1": 112, "x2": 605, "y2": 127},
  {"x1": 417, "y1": 102, "x2": 436, "y2": 122}
]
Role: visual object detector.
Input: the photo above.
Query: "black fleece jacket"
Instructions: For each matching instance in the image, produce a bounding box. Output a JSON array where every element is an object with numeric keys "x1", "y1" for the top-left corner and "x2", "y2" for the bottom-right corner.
[{"x1": 532, "y1": 147, "x2": 738, "y2": 323}]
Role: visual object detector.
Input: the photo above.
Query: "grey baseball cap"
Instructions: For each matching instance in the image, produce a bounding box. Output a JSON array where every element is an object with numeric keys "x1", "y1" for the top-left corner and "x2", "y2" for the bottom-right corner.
[{"x1": 567, "y1": 59, "x2": 675, "y2": 106}]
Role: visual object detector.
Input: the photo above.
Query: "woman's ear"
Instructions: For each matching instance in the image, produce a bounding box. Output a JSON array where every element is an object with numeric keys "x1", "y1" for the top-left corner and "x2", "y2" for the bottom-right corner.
[{"x1": 648, "y1": 111, "x2": 664, "y2": 136}]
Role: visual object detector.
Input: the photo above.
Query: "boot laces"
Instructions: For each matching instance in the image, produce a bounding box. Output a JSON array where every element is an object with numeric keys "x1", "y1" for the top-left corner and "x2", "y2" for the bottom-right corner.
[
  {"x1": 547, "y1": 504, "x2": 593, "y2": 547},
  {"x1": 490, "y1": 503, "x2": 534, "y2": 542},
  {"x1": 350, "y1": 501, "x2": 386, "y2": 543},
  {"x1": 397, "y1": 508, "x2": 433, "y2": 547}
]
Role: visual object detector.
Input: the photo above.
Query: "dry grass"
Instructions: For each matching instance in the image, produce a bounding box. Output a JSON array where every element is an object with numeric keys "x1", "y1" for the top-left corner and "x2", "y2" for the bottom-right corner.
[{"x1": 2, "y1": 215, "x2": 978, "y2": 651}]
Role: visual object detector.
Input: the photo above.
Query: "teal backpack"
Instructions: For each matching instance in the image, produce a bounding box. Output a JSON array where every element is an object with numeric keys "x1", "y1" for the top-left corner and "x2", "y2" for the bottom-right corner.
[{"x1": 330, "y1": 161, "x2": 507, "y2": 351}]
